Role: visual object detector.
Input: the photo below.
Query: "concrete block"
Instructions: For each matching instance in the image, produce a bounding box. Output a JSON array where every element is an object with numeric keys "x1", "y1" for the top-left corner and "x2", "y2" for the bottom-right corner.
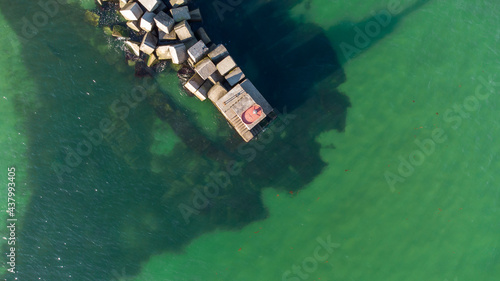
[
  {"x1": 184, "y1": 73, "x2": 204, "y2": 94},
  {"x1": 158, "y1": 30, "x2": 177, "y2": 41},
  {"x1": 208, "y1": 70, "x2": 224, "y2": 84},
  {"x1": 140, "y1": 12, "x2": 156, "y2": 32},
  {"x1": 120, "y1": 2, "x2": 144, "y2": 21},
  {"x1": 194, "y1": 80, "x2": 213, "y2": 101},
  {"x1": 183, "y1": 38, "x2": 198, "y2": 49},
  {"x1": 187, "y1": 40, "x2": 208, "y2": 63},
  {"x1": 138, "y1": 0, "x2": 160, "y2": 12},
  {"x1": 171, "y1": 6, "x2": 191, "y2": 22},
  {"x1": 225, "y1": 67, "x2": 245, "y2": 86},
  {"x1": 119, "y1": 0, "x2": 128, "y2": 9},
  {"x1": 147, "y1": 53, "x2": 158, "y2": 67},
  {"x1": 126, "y1": 21, "x2": 141, "y2": 32},
  {"x1": 140, "y1": 33, "x2": 158, "y2": 55},
  {"x1": 208, "y1": 44, "x2": 229, "y2": 64},
  {"x1": 125, "y1": 41, "x2": 141, "y2": 56},
  {"x1": 195, "y1": 28, "x2": 211, "y2": 45},
  {"x1": 194, "y1": 58, "x2": 216, "y2": 80},
  {"x1": 153, "y1": 1, "x2": 167, "y2": 13},
  {"x1": 168, "y1": 43, "x2": 188, "y2": 64},
  {"x1": 174, "y1": 20, "x2": 195, "y2": 41},
  {"x1": 169, "y1": 0, "x2": 188, "y2": 8},
  {"x1": 154, "y1": 11, "x2": 175, "y2": 33},
  {"x1": 156, "y1": 45, "x2": 172, "y2": 60},
  {"x1": 216, "y1": 56, "x2": 237, "y2": 76},
  {"x1": 189, "y1": 8, "x2": 202, "y2": 22}
]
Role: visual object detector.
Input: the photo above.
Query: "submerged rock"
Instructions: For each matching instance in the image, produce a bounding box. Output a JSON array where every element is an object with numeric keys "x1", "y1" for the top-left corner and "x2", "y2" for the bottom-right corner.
[
  {"x1": 112, "y1": 25, "x2": 129, "y2": 38},
  {"x1": 85, "y1": 10, "x2": 100, "y2": 26},
  {"x1": 178, "y1": 65, "x2": 195, "y2": 82}
]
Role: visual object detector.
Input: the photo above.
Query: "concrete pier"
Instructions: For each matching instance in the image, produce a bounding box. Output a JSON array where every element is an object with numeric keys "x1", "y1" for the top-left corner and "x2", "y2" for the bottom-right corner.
[{"x1": 114, "y1": 0, "x2": 275, "y2": 142}]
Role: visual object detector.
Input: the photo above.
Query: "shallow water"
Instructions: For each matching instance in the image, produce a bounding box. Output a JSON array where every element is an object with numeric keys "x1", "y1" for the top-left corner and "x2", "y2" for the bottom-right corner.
[{"x1": 0, "y1": 0, "x2": 499, "y2": 280}]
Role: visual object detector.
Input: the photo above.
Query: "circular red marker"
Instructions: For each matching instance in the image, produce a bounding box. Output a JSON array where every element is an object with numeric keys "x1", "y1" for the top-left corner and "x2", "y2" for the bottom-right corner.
[{"x1": 242, "y1": 105, "x2": 263, "y2": 124}]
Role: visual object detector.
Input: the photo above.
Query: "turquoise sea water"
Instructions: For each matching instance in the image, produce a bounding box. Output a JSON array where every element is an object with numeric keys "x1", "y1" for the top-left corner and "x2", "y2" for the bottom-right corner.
[{"x1": 0, "y1": 0, "x2": 499, "y2": 280}]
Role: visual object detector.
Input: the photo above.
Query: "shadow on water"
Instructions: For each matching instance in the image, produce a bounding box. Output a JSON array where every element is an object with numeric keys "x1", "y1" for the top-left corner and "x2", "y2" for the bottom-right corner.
[{"x1": 0, "y1": 0, "x2": 429, "y2": 279}]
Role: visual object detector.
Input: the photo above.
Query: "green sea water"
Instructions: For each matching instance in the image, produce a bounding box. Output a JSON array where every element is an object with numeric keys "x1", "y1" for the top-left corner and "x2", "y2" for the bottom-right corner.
[{"x1": 0, "y1": 0, "x2": 499, "y2": 280}]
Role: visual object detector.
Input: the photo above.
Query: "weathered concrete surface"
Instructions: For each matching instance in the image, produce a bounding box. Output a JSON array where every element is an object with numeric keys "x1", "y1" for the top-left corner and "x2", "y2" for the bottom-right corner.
[
  {"x1": 207, "y1": 70, "x2": 224, "y2": 84},
  {"x1": 168, "y1": 43, "x2": 188, "y2": 64},
  {"x1": 154, "y1": 11, "x2": 175, "y2": 33},
  {"x1": 120, "y1": 2, "x2": 144, "y2": 21},
  {"x1": 194, "y1": 57, "x2": 216, "y2": 80},
  {"x1": 140, "y1": 12, "x2": 156, "y2": 32},
  {"x1": 194, "y1": 80, "x2": 213, "y2": 101},
  {"x1": 140, "y1": 32, "x2": 158, "y2": 55},
  {"x1": 174, "y1": 20, "x2": 195, "y2": 41},
  {"x1": 171, "y1": 6, "x2": 191, "y2": 22},
  {"x1": 158, "y1": 30, "x2": 177, "y2": 41},
  {"x1": 216, "y1": 56, "x2": 237, "y2": 76},
  {"x1": 187, "y1": 40, "x2": 209, "y2": 63},
  {"x1": 138, "y1": 0, "x2": 160, "y2": 12},
  {"x1": 225, "y1": 67, "x2": 245, "y2": 86},
  {"x1": 240, "y1": 79, "x2": 273, "y2": 114},
  {"x1": 184, "y1": 73, "x2": 205, "y2": 94},
  {"x1": 208, "y1": 44, "x2": 229, "y2": 64},
  {"x1": 156, "y1": 45, "x2": 172, "y2": 60},
  {"x1": 207, "y1": 83, "x2": 228, "y2": 103}
]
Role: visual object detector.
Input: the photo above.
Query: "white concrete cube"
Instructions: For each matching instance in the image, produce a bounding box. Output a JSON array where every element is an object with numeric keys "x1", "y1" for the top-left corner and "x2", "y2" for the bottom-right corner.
[
  {"x1": 154, "y1": 11, "x2": 175, "y2": 34},
  {"x1": 168, "y1": 43, "x2": 188, "y2": 64},
  {"x1": 171, "y1": 6, "x2": 191, "y2": 22},
  {"x1": 174, "y1": 20, "x2": 195, "y2": 41},
  {"x1": 216, "y1": 56, "x2": 237, "y2": 76},
  {"x1": 194, "y1": 58, "x2": 216, "y2": 80},
  {"x1": 138, "y1": 0, "x2": 160, "y2": 12},
  {"x1": 156, "y1": 46, "x2": 172, "y2": 60},
  {"x1": 120, "y1": 2, "x2": 144, "y2": 21},
  {"x1": 140, "y1": 33, "x2": 158, "y2": 55},
  {"x1": 140, "y1": 12, "x2": 156, "y2": 32},
  {"x1": 187, "y1": 40, "x2": 209, "y2": 63}
]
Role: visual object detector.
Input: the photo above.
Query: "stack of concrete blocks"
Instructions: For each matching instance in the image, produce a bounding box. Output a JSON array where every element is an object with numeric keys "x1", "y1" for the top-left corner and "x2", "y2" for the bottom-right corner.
[
  {"x1": 120, "y1": 0, "x2": 203, "y2": 65},
  {"x1": 120, "y1": 1, "x2": 249, "y2": 104}
]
